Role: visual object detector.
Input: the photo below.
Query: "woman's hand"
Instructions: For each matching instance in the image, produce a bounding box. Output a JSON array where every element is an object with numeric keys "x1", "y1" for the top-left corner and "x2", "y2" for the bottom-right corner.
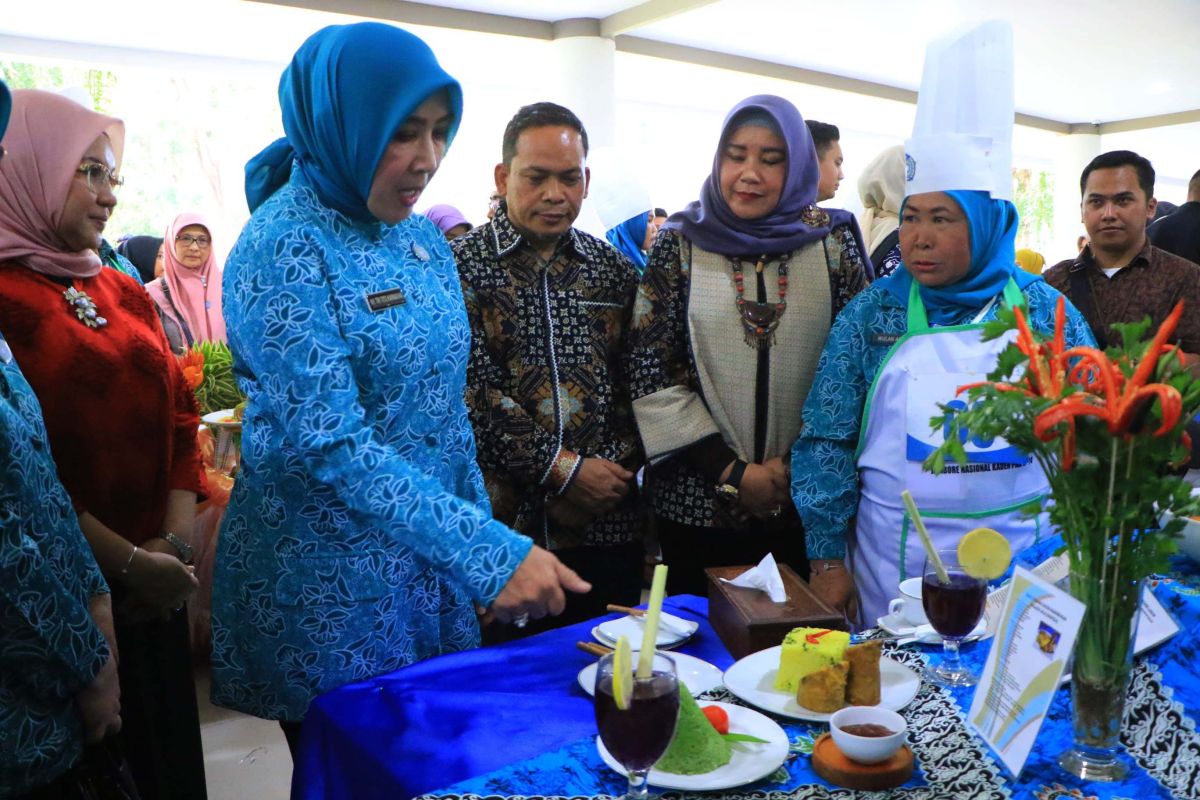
[
  {"x1": 489, "y1": 545, "x2": 592, "y2": 623},
  {"x1": 809, "y1": 559, "x2": 858, "y2": 620},
  {"x1": 76, "y1": 595, "x2": 122, "y2": 744},
  {"x1": 738, "y1": 462, "x2": 791, "y2": 517},
  {"x1": 123, "y1": 547, "x2": 198, "y2": 617}
]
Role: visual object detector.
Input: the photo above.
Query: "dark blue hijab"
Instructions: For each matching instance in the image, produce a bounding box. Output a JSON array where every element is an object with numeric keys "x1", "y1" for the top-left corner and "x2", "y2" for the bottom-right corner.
[
  {"x1": 605, "y1": 211, "x2": 649, "y2": 272},
  {"x1": 663, "y1": 94, "x2": 866, "y2": 263},
  {"x1": 878, "y1": 190, "x2": 1040, "y2": 325},
  {"x1": 245, "y1": 22, "x2": 463, "y2": 220}
]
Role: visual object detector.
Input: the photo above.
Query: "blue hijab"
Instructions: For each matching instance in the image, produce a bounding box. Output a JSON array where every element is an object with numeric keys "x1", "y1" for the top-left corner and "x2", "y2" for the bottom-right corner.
[
  {"x1": 0, "y1": 79, "x2": 10, "y2": 139},
  {"x1": 878, "y1": 190, "x2": 1040, "y2": 326},
  {"x1": 605, "y1": 211, "x2": 649, "y2": 272},
  {"x1": 245, "y1": 22, "x2": 463, "y2": 220},
  {"x1": 663, "y1": 94, "x2": 867, "y2": 266}
]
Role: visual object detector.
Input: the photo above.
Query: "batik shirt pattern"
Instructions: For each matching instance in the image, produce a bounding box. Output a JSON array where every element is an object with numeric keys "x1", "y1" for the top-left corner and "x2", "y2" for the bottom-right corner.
[
  {"x1": 791, "y1": 280, "x2": 1096, "y2": 560},
  {"x1": 0, "y1": 331, "x2": 109, "y2": 796},
  {"x1": 211, "y1": 170, "x2": 532, "y2": 722},
  {"x1": 452, "y1": 204, "x2": 643, "y2": 549}
]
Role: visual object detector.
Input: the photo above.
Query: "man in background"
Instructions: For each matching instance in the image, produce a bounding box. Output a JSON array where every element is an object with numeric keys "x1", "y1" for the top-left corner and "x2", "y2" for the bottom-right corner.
[
  {"x1": 1149, "y1": 168, "x2": 1200, "y2": 267},
  {"x1": 806, "y1": 119, "x2": 843, "y2": 202},
  {"x1": 1044, "y1": 151, "x2": 1200, "y2": 364}
]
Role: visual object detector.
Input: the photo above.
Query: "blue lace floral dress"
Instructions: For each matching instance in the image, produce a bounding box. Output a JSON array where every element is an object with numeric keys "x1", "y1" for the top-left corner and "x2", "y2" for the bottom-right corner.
[
  {"x1": 1, "y1": 331, "x2": 110, "y2": 795},
  {"x1": 211, "y1": 170, "x2": 532, "y2": 721}
]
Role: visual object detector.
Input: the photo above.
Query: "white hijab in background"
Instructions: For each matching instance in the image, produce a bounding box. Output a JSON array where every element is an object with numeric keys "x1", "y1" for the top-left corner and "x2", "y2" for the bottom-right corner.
[{"x1": 857, "y1": 145, "x2": 906, "y2": 255}]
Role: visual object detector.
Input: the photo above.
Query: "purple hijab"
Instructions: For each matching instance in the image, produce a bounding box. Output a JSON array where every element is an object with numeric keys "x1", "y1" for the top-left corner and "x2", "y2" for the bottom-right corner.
[{"x1": 664, "y1": 94, "x2": 867, "y2": 265}]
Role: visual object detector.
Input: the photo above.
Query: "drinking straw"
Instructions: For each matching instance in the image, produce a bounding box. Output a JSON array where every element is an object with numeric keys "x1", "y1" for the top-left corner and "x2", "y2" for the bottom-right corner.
[
  {"x1": 901, "y1": 489, "x2": 950, "y2": 584},
  {"x1": 636, "y1": 564, "x2": 668, "y2": 679}
]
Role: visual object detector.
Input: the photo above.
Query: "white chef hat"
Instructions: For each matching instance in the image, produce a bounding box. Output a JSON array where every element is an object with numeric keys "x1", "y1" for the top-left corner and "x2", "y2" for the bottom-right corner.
[{"x1": 905, "y1": 21, "x2": 1015, "y2": 201}]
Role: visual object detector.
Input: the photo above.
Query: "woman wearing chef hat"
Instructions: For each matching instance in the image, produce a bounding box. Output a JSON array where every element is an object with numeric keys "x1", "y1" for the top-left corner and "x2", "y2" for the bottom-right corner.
[{"x1": 790, "y1": 22, "x2": 1095, "y2": 629}]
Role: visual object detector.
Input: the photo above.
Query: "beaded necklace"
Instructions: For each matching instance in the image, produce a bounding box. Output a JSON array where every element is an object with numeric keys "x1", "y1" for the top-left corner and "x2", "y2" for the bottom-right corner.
[{"x1": 731, "y1": 253, "x2": 791, "y2": 349}]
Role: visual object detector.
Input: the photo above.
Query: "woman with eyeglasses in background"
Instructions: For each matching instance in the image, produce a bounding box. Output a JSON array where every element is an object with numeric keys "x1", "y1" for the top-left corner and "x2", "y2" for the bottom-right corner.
[
  {"x1": 146, "y1": 212, "x2": 226, "y2": 354},
  {"x1": 0, "y1": 90, "x2": 207, "y2": 798}
]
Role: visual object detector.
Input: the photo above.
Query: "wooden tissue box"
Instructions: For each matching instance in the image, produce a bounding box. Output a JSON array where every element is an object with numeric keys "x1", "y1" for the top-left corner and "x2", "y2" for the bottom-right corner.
[{"x1": 705, "y1": 564, "x2": 846, "y2": 660}]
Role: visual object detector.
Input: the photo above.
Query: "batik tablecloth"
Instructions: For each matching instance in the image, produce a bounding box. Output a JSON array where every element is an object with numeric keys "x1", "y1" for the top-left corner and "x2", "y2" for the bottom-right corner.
[{"x1": 294, "y1": 546, "x2": 1200, "y2": 800}]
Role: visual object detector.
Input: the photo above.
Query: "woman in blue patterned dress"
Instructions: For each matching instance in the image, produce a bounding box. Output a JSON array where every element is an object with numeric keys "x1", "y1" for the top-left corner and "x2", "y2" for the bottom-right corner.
[
  {"x1": 211, "y1": 23, "x2": 588, "y2": 749},
  {"x1": 790, "y1": 190, "x2": 1096, "y2": 625}
]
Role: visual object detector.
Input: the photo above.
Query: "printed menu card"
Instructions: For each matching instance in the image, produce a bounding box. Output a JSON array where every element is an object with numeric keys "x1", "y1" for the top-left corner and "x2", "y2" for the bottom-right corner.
[{"x1": 968, "y1": 566, "x2": 1085, "y2": 777}]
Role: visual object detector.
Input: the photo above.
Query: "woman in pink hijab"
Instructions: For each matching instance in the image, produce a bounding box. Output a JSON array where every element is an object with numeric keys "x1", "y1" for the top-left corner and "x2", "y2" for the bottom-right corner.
[{"x1": 146, "y1": 212, "x2": 226, "y2": 353}]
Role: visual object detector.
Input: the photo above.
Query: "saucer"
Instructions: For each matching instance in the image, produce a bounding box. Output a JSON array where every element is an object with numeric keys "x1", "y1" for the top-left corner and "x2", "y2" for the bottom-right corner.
[{"x1": 877, "y1": 612, "x2": 987, "y2": 644}]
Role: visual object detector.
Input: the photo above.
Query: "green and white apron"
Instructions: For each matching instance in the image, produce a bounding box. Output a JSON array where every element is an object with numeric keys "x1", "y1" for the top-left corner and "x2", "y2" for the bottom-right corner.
[{"x1": 850, "y1": 278, "x2": 1045, "y2": 623}]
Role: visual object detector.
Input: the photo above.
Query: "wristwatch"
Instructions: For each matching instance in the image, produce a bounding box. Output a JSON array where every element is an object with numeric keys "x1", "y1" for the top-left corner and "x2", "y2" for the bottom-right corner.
[
  {"x1": 159, "y1": 531, "x2": 194, "y2": 565},
  {"x1": 714, "y1": 459, "x2": 748, "y2": 504}
]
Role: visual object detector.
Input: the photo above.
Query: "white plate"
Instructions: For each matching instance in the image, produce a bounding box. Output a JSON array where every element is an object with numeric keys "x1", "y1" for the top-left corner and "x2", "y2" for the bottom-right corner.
[
  {"x1": 578, "y1": 652, "x2": 723, "y2": 698},
  {"x1": 201, "y1": 409, "x2": 242, "y2": 429},
  {"x1": 722, "y1": 646, "x2": 921, "y2": 722},
  {"x1": 877, "y1": 613, "x2": 988, "y2": 644},
  {"x1": 593, "y1": 612, "x2": 698, "y2": 649},
  {"x1": 596, "y1": 700, "x2": 788, "y2": 790}
]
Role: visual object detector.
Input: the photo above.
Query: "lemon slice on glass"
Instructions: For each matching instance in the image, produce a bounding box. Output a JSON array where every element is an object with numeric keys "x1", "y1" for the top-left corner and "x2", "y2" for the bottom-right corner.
[
  {"x1": 611, "y1": 635, "x2": 634, "y2": 711},
  {"x1": 957, "y1": 527, "x2": 1012, "y2": 580}
]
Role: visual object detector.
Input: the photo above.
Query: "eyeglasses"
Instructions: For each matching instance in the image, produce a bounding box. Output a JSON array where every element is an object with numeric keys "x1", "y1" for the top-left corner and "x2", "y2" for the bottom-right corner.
[
  {"x1": 175, "y1": 234, "x2": 212, "y2": 248},
  {"x1": 76, "y1": 162, "x2": 124, "y2": 194}
]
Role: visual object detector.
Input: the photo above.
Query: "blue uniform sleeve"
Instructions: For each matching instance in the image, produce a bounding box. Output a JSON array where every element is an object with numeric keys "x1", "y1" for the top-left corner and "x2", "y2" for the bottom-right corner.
[
  {"x1": 790, "y1": 296, "x2": 876, "y2": 560},
  {"x1": 1023, "y1": 281, "x2": 1098, "y2": 349},
  {"x1": 226, "y1": 222, "x2": 531, "y2": 605},
  {"x1": 0, "y1": 446, "x2": 108, "y2": 698}
]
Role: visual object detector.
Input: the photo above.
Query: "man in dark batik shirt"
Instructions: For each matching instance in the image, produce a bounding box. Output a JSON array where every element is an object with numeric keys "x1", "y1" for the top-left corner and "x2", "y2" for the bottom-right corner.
[
  {"x1": 453, "y1": 103, "x2": 644, "y2": 634},
  {"x1": 1045, "y1": 150, "x2": 1200, "y2": 359},
  {"x1": 1045, "y1": 150, "x2": 1200, "y2": 467}
]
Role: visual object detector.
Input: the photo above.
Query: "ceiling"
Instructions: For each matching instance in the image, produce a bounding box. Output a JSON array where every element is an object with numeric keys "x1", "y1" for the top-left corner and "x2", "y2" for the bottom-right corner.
[{"x1": 2, "y1": 0, "x2": 1198, "y2": 129}]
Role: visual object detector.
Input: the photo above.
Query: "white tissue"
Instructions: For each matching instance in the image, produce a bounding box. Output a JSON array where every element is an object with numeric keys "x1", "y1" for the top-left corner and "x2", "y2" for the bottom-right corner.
[{"x1": 720, "y1": 553, "x2": 787, "y2": 603}]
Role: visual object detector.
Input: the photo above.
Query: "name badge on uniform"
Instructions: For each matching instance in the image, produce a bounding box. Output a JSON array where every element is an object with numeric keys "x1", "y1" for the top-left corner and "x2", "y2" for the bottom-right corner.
[
  {"x1": 871, "y1": 332, "x2": 902, "y2": 347},
  {"x1": 366, "y1": 288, "x2": 407, "y2": 312}
]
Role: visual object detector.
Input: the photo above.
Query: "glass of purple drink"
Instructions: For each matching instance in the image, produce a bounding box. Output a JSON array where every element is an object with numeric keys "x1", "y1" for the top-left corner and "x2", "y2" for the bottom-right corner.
[
  {"x1": 921, "y1": 549, "x2": 987, "y2": 687},
  {"x1": 594, "y1": 652, "x2": 679, "y2": 798}
]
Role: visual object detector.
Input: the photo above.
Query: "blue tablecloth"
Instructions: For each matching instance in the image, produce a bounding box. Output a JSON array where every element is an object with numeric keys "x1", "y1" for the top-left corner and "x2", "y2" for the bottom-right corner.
[{"x1": 294, "y1": 551, "x2": 1200, "y2": 800}]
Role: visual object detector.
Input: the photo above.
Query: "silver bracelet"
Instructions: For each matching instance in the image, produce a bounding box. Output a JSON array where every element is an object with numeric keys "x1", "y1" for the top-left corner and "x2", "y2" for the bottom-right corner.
[{"x1": 121, "y1": 545, "x2": 139, "y2": 575}]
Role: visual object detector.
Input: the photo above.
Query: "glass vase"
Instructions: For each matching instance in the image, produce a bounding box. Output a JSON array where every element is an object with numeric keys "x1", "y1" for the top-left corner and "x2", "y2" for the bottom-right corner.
[{"x1": 1057, "y1": 570, "x2": 1143, "y2": 782}]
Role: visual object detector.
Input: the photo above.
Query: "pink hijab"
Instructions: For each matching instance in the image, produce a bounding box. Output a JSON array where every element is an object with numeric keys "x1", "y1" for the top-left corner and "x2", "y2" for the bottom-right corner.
[
  {"x1": 0, "y1": 89, "x2": 124, "y2": 278},
  {"x1": 147, "y1": 212, "x2": 226, "y2": 343}
]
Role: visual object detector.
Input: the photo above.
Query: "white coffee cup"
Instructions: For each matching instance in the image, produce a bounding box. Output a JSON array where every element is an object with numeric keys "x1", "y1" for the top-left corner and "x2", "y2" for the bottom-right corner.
[{"x1": 887, "y1": 577, "x2": 928, "y2": 627}]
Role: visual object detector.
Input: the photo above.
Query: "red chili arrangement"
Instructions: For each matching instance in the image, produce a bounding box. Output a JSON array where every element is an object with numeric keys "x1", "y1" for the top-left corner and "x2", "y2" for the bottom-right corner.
[{"x1": 956, "y1": 297, "x2": 1189, "y2": 471}]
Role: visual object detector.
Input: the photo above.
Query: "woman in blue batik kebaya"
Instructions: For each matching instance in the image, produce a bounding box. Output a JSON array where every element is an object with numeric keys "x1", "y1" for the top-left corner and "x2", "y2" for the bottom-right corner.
[
  {"x1": 790, "y1": 190, "x2": 1096, "y2": 626},
  {"x1": 211, "y1": 22, "x2": 588, "y2": 751}
]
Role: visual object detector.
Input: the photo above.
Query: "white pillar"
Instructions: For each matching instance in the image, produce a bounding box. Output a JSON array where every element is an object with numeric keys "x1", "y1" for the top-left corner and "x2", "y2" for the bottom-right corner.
[
  {"x1": 1051, "y1": 131, "x2": 1102, "y2": 261},
  {"x1": 548, "y1": 24, "x2": 617, "y2": 148}
]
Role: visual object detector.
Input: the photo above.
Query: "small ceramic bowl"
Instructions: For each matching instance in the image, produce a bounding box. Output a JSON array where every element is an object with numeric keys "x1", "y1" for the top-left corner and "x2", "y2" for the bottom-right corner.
[{"x1": 829, "y1": 706, "x2": 908, "y2": 765}]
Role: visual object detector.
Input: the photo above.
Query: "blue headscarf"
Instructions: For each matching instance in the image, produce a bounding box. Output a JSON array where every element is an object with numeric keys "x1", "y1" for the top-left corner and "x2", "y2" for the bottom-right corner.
[
  {"x1": 245, "y1": 22, "x2": 463, "y2": 219},
  {"x1": 663, "y1": 95, "x2": 867, "y2": 266},
  {"x1": 878, "y1": 190, "x2": 1040, "y2": 326},
  {"x1": 605, "y1": 211, "x2": 649, "y2": 272},
  {"x1": 0, "y1": 79, "x2": 10, "y2": 140}
]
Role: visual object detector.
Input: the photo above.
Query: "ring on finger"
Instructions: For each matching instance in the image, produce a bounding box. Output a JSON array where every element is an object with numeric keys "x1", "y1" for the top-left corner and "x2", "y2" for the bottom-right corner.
[{"x1": 513, "y1": 613, "x2": 530, "y2": 629}]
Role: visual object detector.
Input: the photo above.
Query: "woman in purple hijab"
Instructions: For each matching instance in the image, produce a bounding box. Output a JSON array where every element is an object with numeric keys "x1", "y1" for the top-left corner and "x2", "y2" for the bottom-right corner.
[{"x1": 627, "y1": 94, "x2": 872, "y2": 595}]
